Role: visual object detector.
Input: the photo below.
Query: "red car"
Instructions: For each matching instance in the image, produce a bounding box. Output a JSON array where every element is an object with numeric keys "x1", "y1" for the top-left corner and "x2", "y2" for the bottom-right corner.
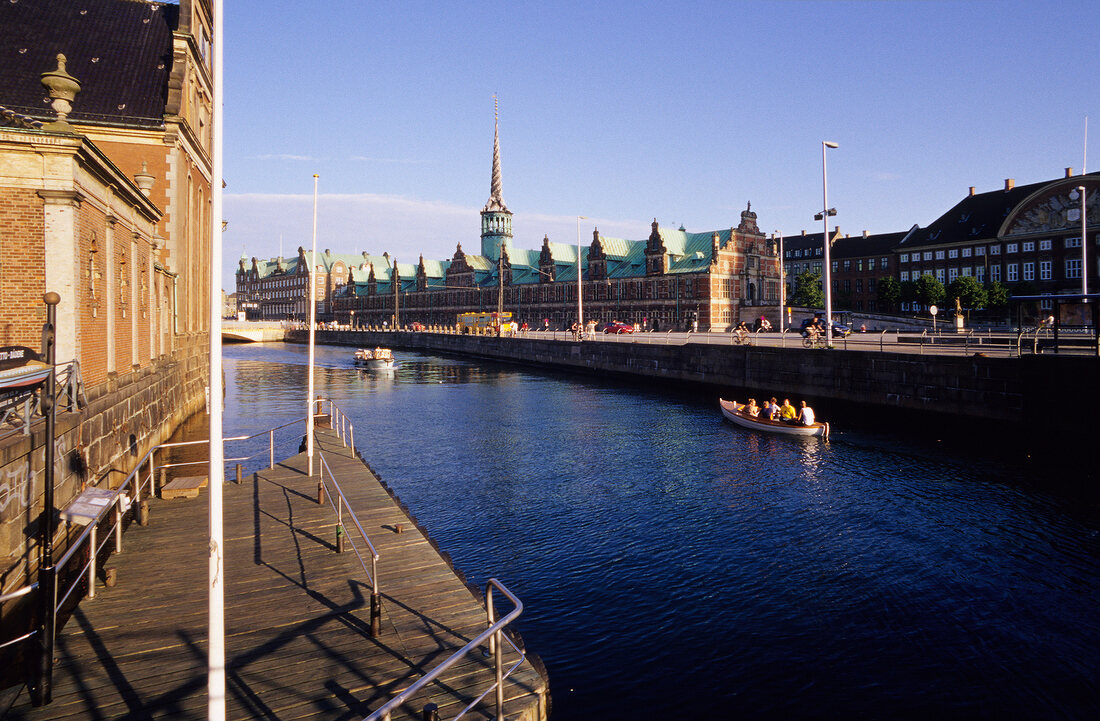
[{"x1": 601, "y1": 321, "x2": 634, "y2": 334}]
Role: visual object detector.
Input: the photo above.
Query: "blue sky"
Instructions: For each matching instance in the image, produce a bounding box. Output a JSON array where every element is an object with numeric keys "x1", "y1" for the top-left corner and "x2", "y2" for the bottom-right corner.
[{"x1": 222, "y1": 0, "x2": 1100, "y2": 289}]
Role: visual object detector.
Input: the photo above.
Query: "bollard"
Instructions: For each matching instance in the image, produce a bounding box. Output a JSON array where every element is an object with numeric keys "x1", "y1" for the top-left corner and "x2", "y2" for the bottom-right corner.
[
  {"x1": 395, "y1": 523, "x2": 403, "y2": 534},
  {"x1": 158, "y1": 468, "x2": 167, "y2": 497},
  {"x1": 370, "y1": 592, "x2": 382, "y2": 638},
  {"x1": 421, "y1": 703, "x2": 439, "y2": 721},
  {"x1": 336, "y1": 525, "x2": 345, "y2": 554},
  {"x1": 138, "y1": 500, "x2": 149, "y2": 526},
  {"x1": 317, "y1": 481, "x2": 325, "y2": 506},
  {"x1": 104, "y1": 567, "x2": 117, "y2": 588},
  {"x1": 235, "y1": 463, "x2": 242, "y2": 485}
]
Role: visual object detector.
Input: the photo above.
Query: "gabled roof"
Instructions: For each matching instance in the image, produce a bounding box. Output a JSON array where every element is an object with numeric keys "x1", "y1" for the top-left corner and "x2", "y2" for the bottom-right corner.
[
  {"x1": 0, "y1": 0, "x2": 177, "y2": 128},
  {"x1": 900, "y1": 174, "x2": 1100, "y2": 248},
  {"x1": 831, "y1": 230, "x2": 911, "y2": 259}
]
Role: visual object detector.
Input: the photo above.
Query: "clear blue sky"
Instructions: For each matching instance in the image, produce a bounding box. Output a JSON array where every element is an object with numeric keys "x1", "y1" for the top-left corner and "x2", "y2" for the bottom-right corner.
[{"x1": 221, "y1": 0, "x2": 1100, "y2": 290}]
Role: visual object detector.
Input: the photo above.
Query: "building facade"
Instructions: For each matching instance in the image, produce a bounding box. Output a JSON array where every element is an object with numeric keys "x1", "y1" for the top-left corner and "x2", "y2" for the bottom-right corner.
[{"x1": 0, "y1": 0, "x2": 214, "y2": 618}]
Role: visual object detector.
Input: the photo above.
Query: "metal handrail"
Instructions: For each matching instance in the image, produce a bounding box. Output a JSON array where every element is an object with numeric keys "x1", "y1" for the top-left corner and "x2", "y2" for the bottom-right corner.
[
  {"x1": 363, "y1": 578, "x2": 525, "y2": 721},
  {"x1": 317, "y1": 452, "x2": 379, "y2": 595}
]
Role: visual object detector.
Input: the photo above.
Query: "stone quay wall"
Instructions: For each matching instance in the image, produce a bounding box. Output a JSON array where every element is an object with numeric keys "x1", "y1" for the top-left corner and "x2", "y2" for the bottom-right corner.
[
  {"x1": 290, "y1": 330, "x2": 1096, "y2": 430},
  {"x1": 0, "y1": 338, "x2": 208, "y2": 606}
]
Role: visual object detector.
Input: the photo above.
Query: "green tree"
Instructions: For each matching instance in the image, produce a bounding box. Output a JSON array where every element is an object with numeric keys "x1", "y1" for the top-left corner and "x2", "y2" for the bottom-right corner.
[
  {"x1": 900, "y1": 279, "x2": 918, "y2": 305},
  {"x1": 914, "y1": 273, "x2": 946, "y2": 308},
  {"x1": 791, "y1": 268, "x2": 823, "y2": 309},
  {"x1": 877, "y1": 276, "x2": 901, "y2": 312},
  {"x1": 946, "y1": 275, "x2": 987, "y2": 311},
  {"x1": 986, "y1": 280, "x2": 1011, "y2": 309}
]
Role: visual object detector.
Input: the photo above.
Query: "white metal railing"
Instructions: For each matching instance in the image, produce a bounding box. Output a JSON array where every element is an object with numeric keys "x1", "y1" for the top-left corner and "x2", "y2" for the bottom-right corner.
[
  {"x1": 363, "y1": 578, "x2": 525, "y2": 721},
  {"x1": 317, "y1": 451, "x2": 381, "y2": 635}
]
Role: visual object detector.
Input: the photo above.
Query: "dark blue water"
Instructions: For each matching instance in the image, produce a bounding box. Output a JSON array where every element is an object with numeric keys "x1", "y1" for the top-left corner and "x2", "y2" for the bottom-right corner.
[{"x1": 221, "y1": 342, "x2": 1100, "y2": 720}]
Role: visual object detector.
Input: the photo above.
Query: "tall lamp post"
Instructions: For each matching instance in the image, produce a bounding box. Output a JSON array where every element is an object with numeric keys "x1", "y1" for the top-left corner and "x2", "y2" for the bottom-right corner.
[
  {"x1": 774, "y1": 230, "x2": 785, "y2": 331},
  {"x1": 307, "y1": 174, "x2": 318, "y2": 478},
  {"x1": 577, "y1": 215, "x2": 586, "y2": 332},
  {"x1": 1071, "y1": 185, "x2": 1088, "y2": 297},
  {"x1": 816, "y1": 141, "x2": 839, "y2": 345}
]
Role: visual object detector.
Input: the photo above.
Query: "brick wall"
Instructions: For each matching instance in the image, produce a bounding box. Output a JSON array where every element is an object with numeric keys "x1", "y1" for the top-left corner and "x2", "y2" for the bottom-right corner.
[{"x1": 0, "y1": 188, "x2": 46, "y2": 345}]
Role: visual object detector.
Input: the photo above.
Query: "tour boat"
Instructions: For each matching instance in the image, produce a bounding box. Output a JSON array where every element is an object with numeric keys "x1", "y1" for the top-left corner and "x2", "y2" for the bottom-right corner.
[
  {"x1": 353, "y1": 347, "x2": 396, "y2": 370},
  {"x1": 719, "y1": 398, "x2": 829, "y2": 439},
  {"x1": 0, "y1": 360, "x2": 51, "y2": 393}
]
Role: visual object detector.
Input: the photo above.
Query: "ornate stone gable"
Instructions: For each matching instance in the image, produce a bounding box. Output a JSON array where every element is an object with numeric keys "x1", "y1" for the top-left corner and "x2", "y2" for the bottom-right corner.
[
  {"x1": 446, "y1": 243, "x2": 475, "y2": 287},
  {"x1": 737, "y1": 202, "x2": 760, "y2": 235},
  {"x1": 1005, "y1": 181, "x2": 1100, "y2": 236},
  {"x1": 538, "y1": 236, "x2": 555, "y2": 283},
  {"x1": 645, "y1": 219, "x2": 667, "y2": 276},
  {"x1": 416, "y1": 254, "x2": 428, "y2": 291},
  {"x1": 588, "y1": 228, "x2": 607, "y2": 281}
]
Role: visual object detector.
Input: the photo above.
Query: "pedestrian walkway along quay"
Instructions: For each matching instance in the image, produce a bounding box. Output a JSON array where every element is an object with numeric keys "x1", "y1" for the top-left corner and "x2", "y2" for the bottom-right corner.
[{"x1": 6, "y1": 427, "x2": 548, "y2": 721}]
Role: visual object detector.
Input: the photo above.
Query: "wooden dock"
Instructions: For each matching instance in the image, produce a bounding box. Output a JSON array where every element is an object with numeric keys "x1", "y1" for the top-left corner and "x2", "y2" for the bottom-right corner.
[{"x1": 7, "y1": 428, "x2": 548, "y2": 720}]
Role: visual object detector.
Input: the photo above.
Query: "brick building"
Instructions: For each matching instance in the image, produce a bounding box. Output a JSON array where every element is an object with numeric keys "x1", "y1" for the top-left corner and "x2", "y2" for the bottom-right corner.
[{"x1": 0, "y1": 0, "x2": 214, "y2": 618}]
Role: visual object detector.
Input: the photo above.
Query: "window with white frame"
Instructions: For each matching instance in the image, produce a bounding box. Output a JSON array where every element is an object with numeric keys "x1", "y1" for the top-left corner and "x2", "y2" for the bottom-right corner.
[
  {"x1": 1022, "y1": 241, "x2": 1034, "y2": 252},
  {"x1": 832, "y1": 261, "x2": 838, "y2": 272},
  {"x1": 948, "y1": 249, "x2": 958, "y2": 259},
  {"x1": 1006, "y1": 242, "x2": 1018, "y2": 253},
  {"x1": 1023, "y1": 262, "x2": 1034, "y2": 281},
  {"x1": 923, "y1": 251, "x2": 932, "y2": 261},
  {"x1": 962, "y1": 247, "x2": 972, "y2": 257},
  {"x1": 1007, "y1": 263, "x2": 1018, "y2": 282},
  {"x1": 1065, "y1": 237, "x2": 1082, "y2": 248},
  {"x1": 1039, "y1": 239, "x2": 1051, "y2": 250},
  {"x1": 935, "y1": 268, "x2": 945, "y2": 282},
  {"x1": 990, "y1": 265, "x2": 1001, "y2": 281},
  {"x1": 900, "y1": 253, "x2": 909, "y2": 263},
  {"x1": 948, "y1": 267, "x2": 959, "y2": 282},
  {"x1": 1066, "y1": 258, "x2": 1082, "y2": 278},
  {"x1": 962, "y1": 266, "x2": 972, "y2": 277},
  {"x1": 975, "y1": 246, "x2": 985, "y2": 256},
  {"x1": 1040, "y1": 260, "x2": 1052, "y2": 280},
  {"x1": 901, "y1": 271, "x2": 910, "y2": 282},
  {"x1": 1040, "y1": 294, "x2": 1052, "y2": 311},
  {"x1": 935, "y1": 250, "x2": 945, "y2": 260},
  {"x1": 868, "y1": 258, "x2": 876, "y2": 271},
  {"x1": 989, "y1": 245, "x2": 1000, "y2": 255},
  {"x1": 881, "y1": 257, "x2": 888, "y2": 268},
  {"x1": 843, "y1": 260, "x2": 851, "y2": 271},
  {"x1": 975, "y1": 266, "x2": 985, "y2": 283}
]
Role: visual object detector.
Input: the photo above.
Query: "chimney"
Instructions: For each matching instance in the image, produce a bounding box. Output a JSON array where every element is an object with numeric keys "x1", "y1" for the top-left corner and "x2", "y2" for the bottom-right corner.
[
  {"x1": 801, "y1": 230, "x2": 807, "y2": 236},
  {"x1": 1004, "y1": 178, "x2": 1015, "y2": 191},
  {"x1": 863, "y1": 230, "x2": 869, "y2": 238},
  {"x1": 1066, "y1": 167, "x2": 1074, "y2": 178},
  {"x1": 969, "y1": 186, "x2": 976, "y2": 196}
]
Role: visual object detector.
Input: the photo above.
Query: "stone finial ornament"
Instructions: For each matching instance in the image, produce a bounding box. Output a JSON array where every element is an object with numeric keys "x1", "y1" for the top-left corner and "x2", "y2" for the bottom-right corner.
[
  {"x1": 134, "y1": 162, "x2": 155, "y2": 196},
  {"x1": 40, "y1": 53, "x2": 82, "y2": 131}
]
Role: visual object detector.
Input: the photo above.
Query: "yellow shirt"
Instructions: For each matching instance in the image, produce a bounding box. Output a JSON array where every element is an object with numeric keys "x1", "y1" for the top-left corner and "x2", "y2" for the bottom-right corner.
[{"x1": 780, "y1": 404, "x2": 797, "y2": 420}]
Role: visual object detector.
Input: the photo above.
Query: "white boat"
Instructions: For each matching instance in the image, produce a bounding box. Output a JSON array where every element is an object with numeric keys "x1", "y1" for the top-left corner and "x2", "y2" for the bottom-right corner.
[
  {"x1": 719, "y1": 398, "x2": 829, "y2": 439},
  {"x1": 353, "y1": 347, "x2": 396, "y2": 370}
]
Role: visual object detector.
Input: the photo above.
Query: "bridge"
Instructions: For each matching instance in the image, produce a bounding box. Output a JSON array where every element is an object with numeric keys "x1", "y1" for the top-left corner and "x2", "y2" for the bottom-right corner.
[{"x1": 221, "y1": 321, "x2": 287, "y2": 343}]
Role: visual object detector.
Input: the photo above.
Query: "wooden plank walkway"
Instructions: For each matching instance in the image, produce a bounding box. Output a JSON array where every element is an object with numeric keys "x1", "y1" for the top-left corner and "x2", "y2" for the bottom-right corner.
[{"x1": 7, "y1": 428, "x2": 548, "y2": 721}]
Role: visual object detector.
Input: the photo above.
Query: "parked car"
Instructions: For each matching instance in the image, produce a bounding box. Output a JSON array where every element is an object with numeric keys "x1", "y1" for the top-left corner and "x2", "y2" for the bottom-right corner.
[
  {"x1": 410, "y1": 322, "x2": 426, "y2": 331},
  {"x1": 800, "y1": 317, "x2": 851, "y2": 337},
  {"x1": 601, "y1": 321, "x2": 634, "y2": 334}
]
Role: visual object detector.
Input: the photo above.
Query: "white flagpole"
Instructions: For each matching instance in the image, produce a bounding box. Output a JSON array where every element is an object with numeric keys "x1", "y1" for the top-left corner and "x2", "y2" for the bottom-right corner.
[
  {"x1": 307, "y1": 175, "x2": 318, "y2": 476},
  {"x1": 207, "y1": 0, "x2": 226, "y2": 717}
]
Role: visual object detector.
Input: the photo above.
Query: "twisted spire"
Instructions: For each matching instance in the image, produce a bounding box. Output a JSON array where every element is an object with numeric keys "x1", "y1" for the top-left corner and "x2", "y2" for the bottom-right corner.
[{"x1": 483, "y1": 95, "x2": 508, "y2": 213}]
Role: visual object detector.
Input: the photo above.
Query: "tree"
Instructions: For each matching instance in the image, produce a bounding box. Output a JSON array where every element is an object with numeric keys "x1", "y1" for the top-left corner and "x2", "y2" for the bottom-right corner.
[
  {"x1": 946, "y1": 275, "x2": 987, "y2": 311},
  {"x1": 914, "y1": 273, "x2": 946, "y2": 308},
  {"x1": 791, "y1": 268, "x2": 823, "y2": 309},
  {"x1": 986, "y1": 280, "x2": 1011, "y2": 310},
  {"x1": 900, "y1": 280, "x2": 918, "y2": 305},
  {"x1": 877, "y1": 276, "x2": 901, "y2": 312}
]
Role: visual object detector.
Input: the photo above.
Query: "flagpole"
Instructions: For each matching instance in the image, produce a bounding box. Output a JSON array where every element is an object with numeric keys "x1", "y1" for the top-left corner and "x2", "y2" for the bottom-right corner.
[
  {"x1": 207, "y1": 0, "x2": 226, "y2": 717},
  {"x1": 307, "y1": 174, "x2": 318, "y2": 477}
]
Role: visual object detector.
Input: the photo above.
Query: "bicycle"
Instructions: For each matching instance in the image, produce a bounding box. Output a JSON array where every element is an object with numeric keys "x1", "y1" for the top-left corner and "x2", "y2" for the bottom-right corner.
[
  {"x1": 732, "y1": 329, "x2": 750, "y2": 346},
  {"x1": 802, "y1": 329, "x2": 823, "y2": 349}
]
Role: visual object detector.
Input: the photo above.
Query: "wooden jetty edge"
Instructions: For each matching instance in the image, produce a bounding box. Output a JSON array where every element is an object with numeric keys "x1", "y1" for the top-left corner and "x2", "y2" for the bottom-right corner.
[{"x1": 7, "y1": 427, "x2": 549, "y2": 721}]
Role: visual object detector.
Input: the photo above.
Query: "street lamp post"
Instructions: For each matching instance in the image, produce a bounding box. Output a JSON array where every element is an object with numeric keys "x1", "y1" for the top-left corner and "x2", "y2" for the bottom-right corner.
[
  {"x1": 1079, "y1": 185, "x2": 1088, "y2": 298},
  {"x1": 818, "y1": 141, "x2": 839, "y2": 346},
  {"x1": 774, "y1": 230, "x2": 785, "y2": 332},
  {"x1": 577, "y1": 216, "x2": 586, "y2": 333}
]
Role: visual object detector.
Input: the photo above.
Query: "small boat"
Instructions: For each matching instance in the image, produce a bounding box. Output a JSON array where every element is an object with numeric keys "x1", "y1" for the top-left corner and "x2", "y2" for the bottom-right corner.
[
  {"x1": 719, "y1": 398, "x2": 829, "y2": 439},
  {"x1": 0, "y1": 360, "x2": 51, "y2": 393},
  {"x1": 353, "y1": 347, "x2": 396, "y2": 370}
]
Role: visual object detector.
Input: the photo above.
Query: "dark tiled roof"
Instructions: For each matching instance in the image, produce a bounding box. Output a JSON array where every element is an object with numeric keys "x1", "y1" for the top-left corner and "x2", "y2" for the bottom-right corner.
[
  {"x1": 0, "y1": 0, "x2": 177, "y2": 128},
  {"x1": 901, "y1": 173, "x2": 1100, "y2": 248},
  {"x1": 831, "y1": 230, "x2": 910, "y2": 259}
]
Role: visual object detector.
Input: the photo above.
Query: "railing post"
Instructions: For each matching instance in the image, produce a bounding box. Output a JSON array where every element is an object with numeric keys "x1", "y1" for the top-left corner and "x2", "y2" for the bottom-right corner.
[
  {"x1": 269, "y1": 429, "x2": 275, "y2": 469},
  {"x1": 421, "y1": 703, "x2": 439, "y2": 721},
  {"x1": 87, "y1": 525, "x2": 97, "y2": 600},
  {"x1": 370, "y1": 589, "x2": 382, "y2": 638},
  {"x1": 147, "y1": 448, "x2": 155, "y2": 498},
  {"x1": 114, "y1": 501, "x2": 122, "y2": 553},
  {"x1": 349, "y1": 424, "x2": 354, "y2": 453},
  {"x1": 235, "y1": 463, "x2": 243, "y2": 485}
]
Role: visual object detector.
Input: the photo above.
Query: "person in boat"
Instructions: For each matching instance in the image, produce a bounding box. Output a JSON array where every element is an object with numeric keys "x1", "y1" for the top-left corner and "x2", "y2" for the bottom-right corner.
[
  {"x1": 779, "y1": 398, "x2": 797, "y2": 424},
  {"x1": 763, "y1": 397, "x2": 780, "y2": 420},
  {"x1": 796, "y1": 400, "x2": 816, "y2": 426},
  {"x1": 744, "y1": 398, "x2": 759, "y2": 417}
]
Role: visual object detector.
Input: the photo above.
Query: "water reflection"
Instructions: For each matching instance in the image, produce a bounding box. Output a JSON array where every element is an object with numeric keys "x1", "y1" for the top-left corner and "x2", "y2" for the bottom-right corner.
[{"x1": 211, "y1": 342, "x2": 1100, "y2": 721}]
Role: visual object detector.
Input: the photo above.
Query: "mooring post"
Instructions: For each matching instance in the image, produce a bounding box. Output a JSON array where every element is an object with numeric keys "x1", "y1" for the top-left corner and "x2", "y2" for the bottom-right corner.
[
  {"x1": 370, "y1": 591, "x2": 382, "y2": 638},
  {"x1": 336, "y1": 525, "x2": 345, "y2": 553},
  {"x1": 421, "y1": 703, "x2": 439, "y2": 721},
  {"x1": 138, "y1": 499, "x2": 149, "y2": 526},
  {"x1": 235, "y1": 463, "x2": 242, "y2": 485}
]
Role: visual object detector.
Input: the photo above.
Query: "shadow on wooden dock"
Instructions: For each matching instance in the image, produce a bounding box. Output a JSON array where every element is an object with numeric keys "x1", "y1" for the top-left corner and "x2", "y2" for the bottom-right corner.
[{"x1": 4, "y1": 428, "x2": 548, "y2": 721}]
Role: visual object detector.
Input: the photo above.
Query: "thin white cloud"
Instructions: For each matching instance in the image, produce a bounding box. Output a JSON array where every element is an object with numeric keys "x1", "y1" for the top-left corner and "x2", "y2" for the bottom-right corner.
[
  {"x1": 252, "y1": 153, "x2": 316, "y2": 161},
  {"x1": 348, "y1": 156, "x2": 429, "y2": 164}
]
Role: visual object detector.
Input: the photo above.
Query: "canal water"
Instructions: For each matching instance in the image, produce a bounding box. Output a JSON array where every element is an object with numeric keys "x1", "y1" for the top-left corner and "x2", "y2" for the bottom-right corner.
[{"x1": 220, "y1": 342, "x2": 1099, "y2": 720}]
